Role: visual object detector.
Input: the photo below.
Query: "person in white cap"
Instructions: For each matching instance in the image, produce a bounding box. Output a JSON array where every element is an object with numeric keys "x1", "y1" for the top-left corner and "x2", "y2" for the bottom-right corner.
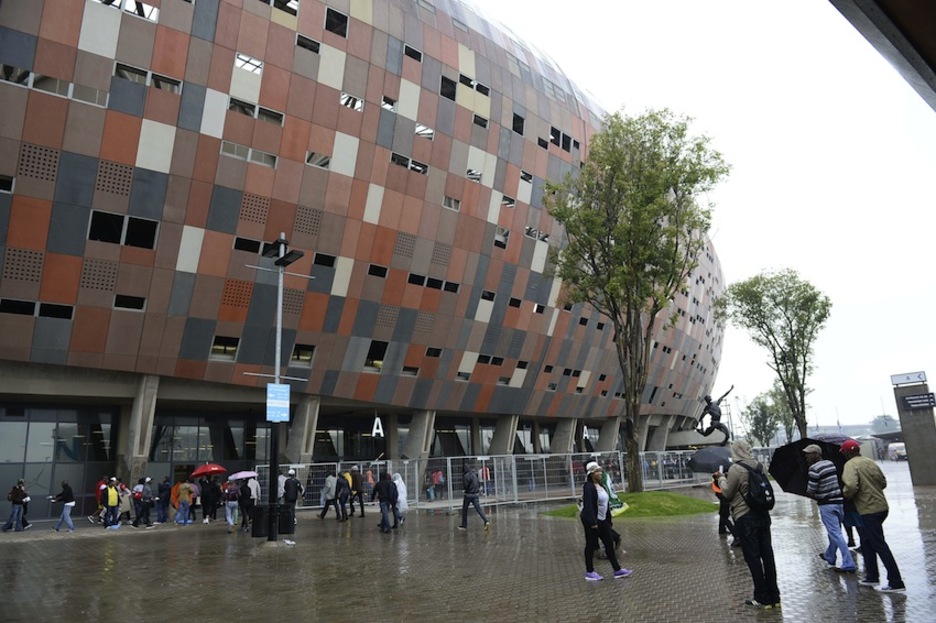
[
  {"x1": 131, "y1": 476, "x2": 155, "y2": 528},
  {"x1": 580, "y1": 461, "x2": 632, "y2": 581},
  {"x1": 282, "y1": 468, "x2": 303, "y2": 524}
]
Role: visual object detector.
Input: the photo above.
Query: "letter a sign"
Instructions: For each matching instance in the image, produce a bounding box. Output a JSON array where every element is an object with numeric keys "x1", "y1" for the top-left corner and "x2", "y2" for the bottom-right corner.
[{"x1": 372, "y1": 415, "x2": 385, "y2": 438}]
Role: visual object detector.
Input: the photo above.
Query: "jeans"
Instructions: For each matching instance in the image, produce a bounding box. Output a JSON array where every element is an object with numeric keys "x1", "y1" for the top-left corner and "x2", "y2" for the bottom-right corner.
[
  {"x1": 156, "y1": 500, "x2": 169, "y2": 523},
  {"x1": 3, "y1": 504, "x2": 24, "y2": 531},
  {"x1": 177, "y1": 501, "x2": 191, "y2": 524},
  {"x1": 55, "y1": 504, "x2": 75, "y2": 531},
  {"x1": 860, "y1": 511, "x2": 903, "y2": 587},
  {"x1": 225, "y1": 501, "x2": 239, "y2": 527},
  {"x1": 460, "y1": 494, "x2": 488, "y2": 528},
  {"x1": 104, "y1": 505, "x2": 120, "y2": 527},
  {"x1": 583, "y1": 518, "x2": 621, "y2": 573},
  {"x1": 393, "y1": 503, "x2": 403, "y2": 527},
  {"x1": 736, "y1": 512, "x2": 780, "y2": 605},
  {"x1": 378, "y1": 501, "x2": 392, "y2": 531},
  {"x1": 819, "y1": 504, "x2": 854, "y2": 570}
]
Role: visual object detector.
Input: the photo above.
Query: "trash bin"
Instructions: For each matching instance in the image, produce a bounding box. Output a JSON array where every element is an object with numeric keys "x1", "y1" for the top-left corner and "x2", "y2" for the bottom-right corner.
[
  {"x1": 278, "y1": 504, "x2": 295, "y2": 535},
  {"x1": 251, "y1": 504, "x2": 270, "y2": 538}
]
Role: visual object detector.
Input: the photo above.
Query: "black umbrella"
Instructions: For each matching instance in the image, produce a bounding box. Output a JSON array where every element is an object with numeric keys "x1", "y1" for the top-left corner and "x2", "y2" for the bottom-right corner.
[
  {"x1": 767, "y1": 437, "x2": 851, "y2": 497},
  {"x1": 687, "y1": 446, "x2": 732, "y2": 473}
]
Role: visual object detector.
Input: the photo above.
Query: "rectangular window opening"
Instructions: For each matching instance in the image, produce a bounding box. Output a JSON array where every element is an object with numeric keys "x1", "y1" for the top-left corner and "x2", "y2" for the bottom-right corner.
[
  {"x1": 443, "y1": 281, "x2": 459, "y2": 293},
  {"x1": 0, "y1": 175, "x2": 13, "y2": 193},
  {"x1": 114, "y1": 295, "x2": 146, "y2": 310},
  {"x1": 494, "y1": 227, "x2": 509, "y2": 249},
  {"x1": 234, "y1": 237, "x2": 261, "y2": 253},
  {"x1": 292, "y1": 344, "x2": 315, "y2": 366},
  {"x1": 88, "y1": 211, "x2": 124, "y2": 244},
  {"x1": 257, "y1": 107, "x2": 284, "y2": 125},
  {"x1": 364, "y1": 340, "x2": 388, "y2": 371},
  {"x1": 306, "y1": 152, "x2": 331, "y2": 169},
  {"x1": 408, "y1": 159, "x2": 428, "y2": 175},
  {"x1": 381, "y1": 96, "x2": 396, "y2": 111},
  {"x1": 0, "y1": 65, "x2": 31, "y2": 86},
  {"x1": 211, "y1": 336, "x2": 239, "y2": 360},
  {"x1": 481, "y1": 290, "x2": 495, "y2": 301},
  {"x1": 229, "y1": 98, "x2": 256, "y2": 117},
  {"x1": 403, "y1": 45, "x2": 423, "y2": 62},
  {"x1": 475, "y1": 82, "x2": 490, "y2": 96},
  {"x1": 456, "y1": 372, "x2": 470, "y2": 382},
  {"x1": 32, "y1": 74, "x2": 70, "y2": 97},
  {"x1": 440, "y1": 76, "x2": 456, "y2": 101},
  {"x1": 534, "y1": 303, "x2": 545, "y2": 314},
  {"x1": 408, "y1": 273, "x2": 426, "y2": 286},
  {"x1": 340, "y1": 92, "x2": 364, "y2": 111},
  {"x1": 415, "y1": 123, "x2": 434, "y2": 140},
  {"x1": 151, "y1": 73, "x2": 181, "y2": 94},
  {"x1": 508, "y1": 297, "x2": 521, "y2": 308},
  {"x1": 313, "y1": 253, "x2": 336, "y2": 267},
  {"x1": 124, "y1": 217, "x2": 158, "y2": 249},
  {"x1": 520, "y1": 170, "x2": 532, "y2": 183},
  {"x1": 472, "y1": 114, "x2": 488, "y2": 129},
  {"x1": 466, "y1": 169, "x2": 481, "y2": 183},
  {"x1": 234, "y1": 53, "x2": 263, "y2": 74},
  {"x1": 115, "y1": 63, "x2": 147, "y2": 85},
  {"x1": 426, "y1": 277, "x2": 443, "y2": 290},
  {"x1": 443, "y1": 196, "x2": 460, "y2": 211},
  {"x1": 402, "y1": 366, "x2": 419, "y2": 377},
  {"x1": 367, "y1": 264, "x2": 388, "y2": 278},
  {"x1": 390, "y1": 152, "x2": 410, "y2": 169},
  {"x1": 0, "y1": 299, "x2": 36, "y2": 315},
  {"x1": 296, "y1": 34, "x2": 321, "y2": 54},
  {"x1": 458, "y1": 74, "x2": 474, "y2": 88},
  {"x1": 272, "y1": 0, "x2": 299, "y2": 17},
  {"x1": 38, "y1": 303, "x2": 74, "y2": 319},
  {"x1": 325, "y1": 7, "x2": 349, "y2": 37},
  {"x1": 512, "y1": 113, "x2": 524, "y2": 135},
  {"x1": 426, "y1": 347, "x2": 442, "y2": 358},
  {"x1": 501, "y1": 195, "x2": 515, "y2": 208}
]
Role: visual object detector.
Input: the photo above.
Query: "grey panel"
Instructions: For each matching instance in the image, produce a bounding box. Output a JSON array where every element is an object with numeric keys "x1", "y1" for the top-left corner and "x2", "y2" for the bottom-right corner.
[
  {"x1": 392, "y1": 115, "x2": 415, "y2": 155},
  {"x1": 0, "y1": 192, "x2": 10, "y2": 249},
  {"x1": 0, "y1": 27, "x2": 36, "y2": 69},
  {"x1": 341, "y1": 335, "x2": 370, "y2": 371},
  {"x1": 373, "y1": 372, "x2": 397, "y2": 404},
  {"x1": 497, "y1": 127, "x2": 511, "y2": 160},
  {"x1": 409, "y1": 379, "x2": 433, "y2": 409},
  {"x1": 509, "y1": 133, "x2": 524, "y2": 167},
  {"x1": 321, "y1": 297, "x2": 345, "y2": 333},
  {"x1": 54, "y1": 152, "x2": 97, "y2": 207},
  {"x1": 168, "y1": 272, "x2": 196, "y2": 316},
  {"x1": 403, "y1": 14, "x2": 423, "y2": 47},
  {"x1": 178, "y1": 82, "x2": 206, "y2": 132},
  {"x1": 129, "y1": 168, "x2": 168, "y2": 219},
  {"x1": 525, "y1": 272, "x2": 547, "y2": 304},
  {"x1": 351, "y1": 299, "x2": 379, "y2": 337},
  {"x1": 179, "y1": 317, "x2": 216, "y2": 360},
  {"x1": 31, "y1": 316, "x2": 71, "y2": 359},
  {"x1": 191, "y1": 0, "x2": 220, "y2": 42},
  {"x1": 493, "y1": 159, "x2": 507, "y2": 196},
  {"x1": 237, "y1": 324, "x2": 283, "y2": 366},
  {"x1": 458, "y1": 381, "x2": 481, "y2": 412},
  {"x1": 488, "y1": 386, "x2": 528, "y2": 414},
  {"x1": 506, "y1": 330, "x2": 526, "y2": 359},
  {"x1": 244, "y1": 282, "x2": 277, "y2": 329},
  {"x1": 376, "y1": 108, "x2": 395, "y2": 150},
  {"x1": 392, "y1": 308, "x2": 417, "y2": 343},
  {"x1": 108, "y1": 76, "x2": 146, "y2": 117},
  {"x1": 547, "y1": 154, "x2": 561, "y2": 184},
  {"x1": 319, "y1": 369, "x2": 339, "y2": 396},
  {"x1": 386, "y1": 36, "x2": 403, "y2": 76},
  {"x1": 530, "y1": 176, "x2": 544, "y2": 209},
  {"x1": 206, "y1": 185, "x2": 241, "y2": 234},
  {"x1": 420, "y1": 56, "x2": 441, "y2": 92},
  {"x1": 47, "y1": 202, "x2": 90, "y2": 256},
  {"x1": 307, "y1": 264, "x2": 336, "y2": 294},
  {"x1": 435, "y1": 97, "x2": 455, "y2": 137}
]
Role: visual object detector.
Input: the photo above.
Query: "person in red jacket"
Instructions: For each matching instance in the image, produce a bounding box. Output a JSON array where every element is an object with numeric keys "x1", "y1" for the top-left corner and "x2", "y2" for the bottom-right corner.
[{"x1": 88, "y1": 474, "x2": 108, "y2": 524}]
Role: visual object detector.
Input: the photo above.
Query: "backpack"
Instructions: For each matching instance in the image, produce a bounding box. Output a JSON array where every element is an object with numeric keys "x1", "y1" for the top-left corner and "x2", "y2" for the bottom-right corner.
[
  {"x1": 736, "y1": 462, "x2": 775, "y2": 513},
  {"x1": 223, "y1": 484, "x2": 240, "y2": 502},
  {"x1": 132, "y1": 486, "x2": 143, "y2": 502}
]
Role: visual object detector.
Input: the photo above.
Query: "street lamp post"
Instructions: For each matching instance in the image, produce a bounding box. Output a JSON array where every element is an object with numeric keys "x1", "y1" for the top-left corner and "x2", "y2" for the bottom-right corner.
[{"x1": 262, "y1": 233, "x2": 304, "y2": 542}]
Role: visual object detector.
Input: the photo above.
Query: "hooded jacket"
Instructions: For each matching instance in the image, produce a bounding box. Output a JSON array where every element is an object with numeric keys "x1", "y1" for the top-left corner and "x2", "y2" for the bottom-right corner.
[
  {"x1": 392, "y1": 473, "x2": 408, "y2": 512},
  {"x1": 717, "y1": 439, "x2": 763, "y2": 521}
]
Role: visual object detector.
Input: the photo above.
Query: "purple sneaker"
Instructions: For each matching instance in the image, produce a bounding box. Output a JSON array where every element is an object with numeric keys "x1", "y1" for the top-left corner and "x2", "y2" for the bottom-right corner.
[
  {"x1": 584, "y1": 572, "x2": 603, "y2": 581},
  {"x1": 613, "y1": 568, "x2": 633, "y2": 579}
]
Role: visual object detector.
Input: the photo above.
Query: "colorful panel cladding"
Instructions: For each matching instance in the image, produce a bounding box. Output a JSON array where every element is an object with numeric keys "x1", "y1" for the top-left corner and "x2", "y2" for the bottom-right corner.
[{"x1": 0, "y1": 0, "x2": 724, "y2": 420}]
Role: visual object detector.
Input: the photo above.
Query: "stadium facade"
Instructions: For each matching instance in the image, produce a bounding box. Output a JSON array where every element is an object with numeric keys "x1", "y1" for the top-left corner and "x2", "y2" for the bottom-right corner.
[{"x1": 0, "y1": 0, "x2": 724, "y2": 506}]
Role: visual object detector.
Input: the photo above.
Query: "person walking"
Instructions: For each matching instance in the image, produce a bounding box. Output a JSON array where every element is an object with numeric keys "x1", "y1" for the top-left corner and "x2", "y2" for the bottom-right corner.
[
  {"x1": 131, "y1": 477, "x2": 155, "y2": 529},
  {"x1": 176, "y1": 478, "x2": 194, "y2": 525},
  {"x1": 155, "y1": 476, "x2": 172, "y2": 524},
  {"x1": 392, "y1": 472, "x2": 408, "y2": 528},
  {"x1": 102, "y1": 477, "x2": 121, "y2": 529},
  {"x1": 841, "y1": 439, "x2": 905, "y2": 592},
  {"x1": 803, "y1": 444, "x2": 855, "y2": 573},
  {"x1": 335, "y1": 471, "x2": 351, "y2": 521},
  {"x1": 580, "y1": 462, "x2": 631, "y2": 581},
  {"x1": 2, "y1": 479, "x2": 27, "y2": 532},
  {"x1": 222, "y1": 480, "x2": 241, "y2": 533},
  {"x1": 282, "y1": 469, "x2": 303, "y2": 525},
  {"x1": 319, "y1": 471, "x2": 338, "y2": 520},
  {"x1": 50, "y1": 480, "x2": 76, "y2": 532},
  {"x1": 457, "y1": 461, "x2": 490, "y2": 532},
  {"x1": 88, "y1": 474, "x2": 108, "y2": 524},
  {"x1": 371, "y1": 471, "x2": 398, "y2": 533},
  {"x1": 716, "y1": 439, "x2": 780, "y2": 609},
  {"x1": 238, "y1": 479, "x2": 252, "y2": 532},
  {"x1": 349, "y1": 466, "x2": 365, "y2": 517}
]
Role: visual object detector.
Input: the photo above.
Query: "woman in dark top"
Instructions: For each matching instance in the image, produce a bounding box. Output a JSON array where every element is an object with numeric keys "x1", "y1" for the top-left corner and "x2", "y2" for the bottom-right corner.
[{"x1": 580, "y1": 462, "x2": 632, "y2": 581}]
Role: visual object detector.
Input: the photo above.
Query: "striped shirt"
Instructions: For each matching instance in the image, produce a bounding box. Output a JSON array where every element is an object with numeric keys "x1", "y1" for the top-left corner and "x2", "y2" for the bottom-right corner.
[{"x1": 806, "y1": 459, "x2": 844, "y2": 505}]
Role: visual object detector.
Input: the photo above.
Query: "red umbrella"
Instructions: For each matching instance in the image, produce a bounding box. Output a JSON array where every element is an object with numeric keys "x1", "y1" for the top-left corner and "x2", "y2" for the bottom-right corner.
[{"x1": 191, "y1": 463, "x2": 227, "y2": 478}]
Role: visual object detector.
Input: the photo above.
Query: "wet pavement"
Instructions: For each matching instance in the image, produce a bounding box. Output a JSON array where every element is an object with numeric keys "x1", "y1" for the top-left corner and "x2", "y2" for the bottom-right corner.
[{"x1": 1, "y1": 461, "x2": 932, "y2": 622}]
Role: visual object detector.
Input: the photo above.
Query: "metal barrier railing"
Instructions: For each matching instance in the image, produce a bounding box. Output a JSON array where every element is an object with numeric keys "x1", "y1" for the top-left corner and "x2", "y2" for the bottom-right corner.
[{"x1": 257, "y1": 449, "x2": 710, "y2": 512}]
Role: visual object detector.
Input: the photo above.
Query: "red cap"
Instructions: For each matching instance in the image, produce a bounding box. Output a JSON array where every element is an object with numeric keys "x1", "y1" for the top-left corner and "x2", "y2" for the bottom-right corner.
[{"x1": 839, "y1": 439, "x2": 860, "y2": 453}]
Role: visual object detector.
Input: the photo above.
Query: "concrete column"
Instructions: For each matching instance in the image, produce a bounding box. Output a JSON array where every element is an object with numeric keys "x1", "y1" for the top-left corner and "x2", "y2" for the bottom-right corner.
[
  {"x1": 646, "y1": 414, "x2": 675, "y2": 450},
  {"x1": 894, "y1": 383, "x2": 936, "y2": 486},
  {"x1": 636, "y1": 416, "x2": 651, "y2": 451},
  {"x1": 402, "y1": 409, "x2": 436, "y2": 460},
  {"x1": 471, "y1": 416, "x2": 481, "y2": 455},
  {"x1": 532, "y1": 421, "x2": 542, "y2": 453},
  {"x1": 488, "y1": 414, "x2": 519, "y2": 455},
  {"x1": 386, "y1": 413, "x2": 399, "y2": 459},
  {"x1": 123, "y1": 374, "x2": 159, "y2": 480},
  {"x1": 285, "y1": 394, "x2": 319, "y2": 464},
  {"x1": 595, "y1": 416, "x2": 622, "y2": 452},
  {"x1": 551, "y1": 418, "x2": 577, "y2": 454}
]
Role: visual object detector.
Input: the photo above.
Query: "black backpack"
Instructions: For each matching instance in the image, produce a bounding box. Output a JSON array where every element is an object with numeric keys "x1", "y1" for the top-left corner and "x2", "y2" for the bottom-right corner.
[{"x1": 736, "y1": 462, "x2": 775, "y2": 513}]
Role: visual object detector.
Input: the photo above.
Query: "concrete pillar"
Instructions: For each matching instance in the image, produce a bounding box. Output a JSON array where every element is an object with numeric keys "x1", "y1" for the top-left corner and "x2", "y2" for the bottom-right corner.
[
  {"x1": 402, "y1": 409, "x2": 436, "y2": 460},
  {"x1": 488, "y1": 414, "x2": 519, "y2": 455},
  {"x1": 646, "y1": 415, "x2": 675, "y2": 450},
  {"x1": 636, "y1": 416, "x2": 651, "y2": 451},
  {"x1": 532, "y1": 421, "x2": 542, "y2": 453},
  {"x1": 595, "y1": 416, "x2": 621, "y2": 452},
  {"x1": 894, "y1": 383, "x2": 936, "y2": 486},
  {"x1": 284, "y1": 395, "x2": 319, "y2": 464},
  {"x1": 386, "y1": 413, "x2": 399, "y2": 459},
  {"x1": 551, "y1": 418, "x2": 577, "y2": 454},
  {"x1": 123, "y1": 374, "x2": 159, "y2": 480}
]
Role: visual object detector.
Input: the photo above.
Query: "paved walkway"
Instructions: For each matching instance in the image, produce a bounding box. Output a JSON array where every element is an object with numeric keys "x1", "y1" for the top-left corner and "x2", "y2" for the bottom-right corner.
[{"x1": 1, "y1": 462, "x2": 932, "y2": 622}]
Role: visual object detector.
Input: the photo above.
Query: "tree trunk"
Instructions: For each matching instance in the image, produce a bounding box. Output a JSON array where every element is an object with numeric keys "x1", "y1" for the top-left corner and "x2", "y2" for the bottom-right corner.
[
  {"x1": 794, "y1": 413, "x2": 808, "y2": 439},
  {"x1": 624, "y1": 420, "x2": 643, "y2": 493}
]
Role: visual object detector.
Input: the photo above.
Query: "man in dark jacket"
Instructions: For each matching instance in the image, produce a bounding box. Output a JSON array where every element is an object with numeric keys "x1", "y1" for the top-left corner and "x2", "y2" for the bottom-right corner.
[
  {"x1": 458, "y1": 462, "x2": 490, "y2": 532},
  {"x1": 3, "y1": 480, "x2": 27, "y2": 532},
  {"x1": 52, "y1": 480, "x2": 76, "y2": 532},
  {"x1": 282, "y1": 469, "x2": 303, "y2": 525},
  {"x1": 348, "y1": 466, "x2": 365, "y2": 517},
  {"x1": 371, "y1": 471, "x2": 398, "y2": 533},
  {"x1": 156, "y1": 476, "x2": 172, "y2": 524}
]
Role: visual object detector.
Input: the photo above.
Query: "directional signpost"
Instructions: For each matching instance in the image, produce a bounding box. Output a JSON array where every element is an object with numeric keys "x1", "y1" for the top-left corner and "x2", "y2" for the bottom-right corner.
[
  {"x1": 891, "y1": 371, "x2": 936, "y2": 486},
  {"x1": 890, "y1": 371, "x2": 927, "y2": 386}
]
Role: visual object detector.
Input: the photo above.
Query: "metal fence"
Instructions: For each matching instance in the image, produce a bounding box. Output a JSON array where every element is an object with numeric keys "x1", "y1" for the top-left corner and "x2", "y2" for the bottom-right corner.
[{"x1": 257, "y1": 448, "x2": 723, "y2": 513}]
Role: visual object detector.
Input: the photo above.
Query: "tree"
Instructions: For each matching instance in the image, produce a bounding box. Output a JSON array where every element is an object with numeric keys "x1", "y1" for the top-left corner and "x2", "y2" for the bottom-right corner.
[
  {"x1": 768, "y1": 380, "x2": 795, "y2": 444},
  {"x1": 545, "y1": 109, "x2": 729, "y2": 492},
  {"x1": 871, "y1": 414, "x2": 898, "y2": 433},
  {"x1": 719, "y1": 269, "x2": 831, "y2": 439},
  {"x1": 740, "y1": 393, "x2": 780, "y2": 447}
]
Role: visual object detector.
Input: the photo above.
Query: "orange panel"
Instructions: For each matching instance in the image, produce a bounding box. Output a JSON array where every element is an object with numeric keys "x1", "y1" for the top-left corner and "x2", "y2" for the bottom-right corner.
[
  {"x1": 21, "y1": 92, "x2": 68, "y2": 148},
  {"x1": 259, "y1": 64, "x2": 290, "y2": 112},
  {"x1": 151, "y1": 26, "x2": 189, "y2": 79},
  {"x1": 144, "y1": 87, "x2": 182, "y2": 126},
  {"x1": 39, "y1": 253, "x2": 82, "y2": 304},
  {"x1": 70, "y1": 306, "x2": 111, "y2": 353},
  {"x1": 99, "y1": 111, "x2": 142, "y2": 165},
  {"x1": 185, "y1": 179, "x2": 212, "y2": 227},
  {"x1": 244, "y1": 161, "x2": 275, "y2": 197},
  {"x1": 298, "y1": 292, "x2": 329, "y2": 332},
  {"x1": 39, "y1": 0, "x2": 83, "y2": 47},
  {"x1": 174, "y1": 359, "x2": 208, "y2": 381},
  {"x1": 279, "y1": 117, "x2": 311, "y2": 162},
  {"x1": 346, "y1": 179, "x2": 368, "y2": 222},
  {"x1": 337, "y1": 298, "x2": 358, "y2": 335},
  {"x1": 197, "y1": 230, "x2": 234, "y2": 277},
  {"x1": 352, "y1": 372, "x2": 378, "y2": 402},
  {"x1": 8, "y1": 196, "x2": 51, "y2": 250},
  {"x1": 33, "y1": 38, "x2": 77, "y2": 81},
  {"x1": 237, "y1": 9, "x2": 270, "y2": 60},
  {"x1": 191, "y1": 134, "x2": 220, "y2": 183}
]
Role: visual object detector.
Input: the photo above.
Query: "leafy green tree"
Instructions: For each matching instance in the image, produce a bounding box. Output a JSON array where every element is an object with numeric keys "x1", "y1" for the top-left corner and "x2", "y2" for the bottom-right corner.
[
  {"x1": 741, "y1": 393, "x2": 780, "y2": 447},
  {"x1": 545, "y1": 109, "x2": 729, "y2": 492},
  {"x1": 768, "y1": 380, "x2": 796, "y2": 443},
  {"x1": 719, "y1": 269, "x2": 831, "y2": 439},
  {"x1": 871, "y1": 414, "x2": 898, "y2": 433}
]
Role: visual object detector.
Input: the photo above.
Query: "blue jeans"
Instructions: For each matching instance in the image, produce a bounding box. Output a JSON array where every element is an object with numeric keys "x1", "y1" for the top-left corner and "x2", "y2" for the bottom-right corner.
[
  {"x1": 55, "y1": 504, "x2": 75, "y2": 531},
  {"x1": 819, "y1": 504, "x2": 854, "y2": 570},
  {"x1": 225, "y1": 501, "x2": 239, "y2": 527},
  {"x1": 3, "y1": 504, "x2": 24, "y2": 531},
  {"x1": 378, "y1": 501, "x2": 392, "y2": 531},
  {"x1": 860, "y1": 511, "x2": 903, "y2": 587},
  {"x1": 736, "y1": 512, "x2": 780, "y2": 605},
  {"x1": 156, "y1": 500, "x2": 169, "y2": 523},
  {"x1": 177, "y1": 501, "x2": 190, "y2": 524},
  {"x1": 104, "y1": 505, "x2": 120, "y2": 527},
  {"x1": 460, "y1": 494, "x2": 488, "y2": 528}
]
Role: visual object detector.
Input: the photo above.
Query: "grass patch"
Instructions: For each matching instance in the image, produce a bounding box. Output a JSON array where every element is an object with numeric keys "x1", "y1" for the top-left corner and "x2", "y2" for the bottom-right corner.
[{"x1": 545, "y1": 491, "x2": 717, "y2": 519}]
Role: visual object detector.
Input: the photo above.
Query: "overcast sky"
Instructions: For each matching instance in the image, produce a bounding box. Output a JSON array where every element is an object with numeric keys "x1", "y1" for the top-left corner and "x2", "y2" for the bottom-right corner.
[{"x1": 470, "y1": 0, "x2": 936, "y2": 427}]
